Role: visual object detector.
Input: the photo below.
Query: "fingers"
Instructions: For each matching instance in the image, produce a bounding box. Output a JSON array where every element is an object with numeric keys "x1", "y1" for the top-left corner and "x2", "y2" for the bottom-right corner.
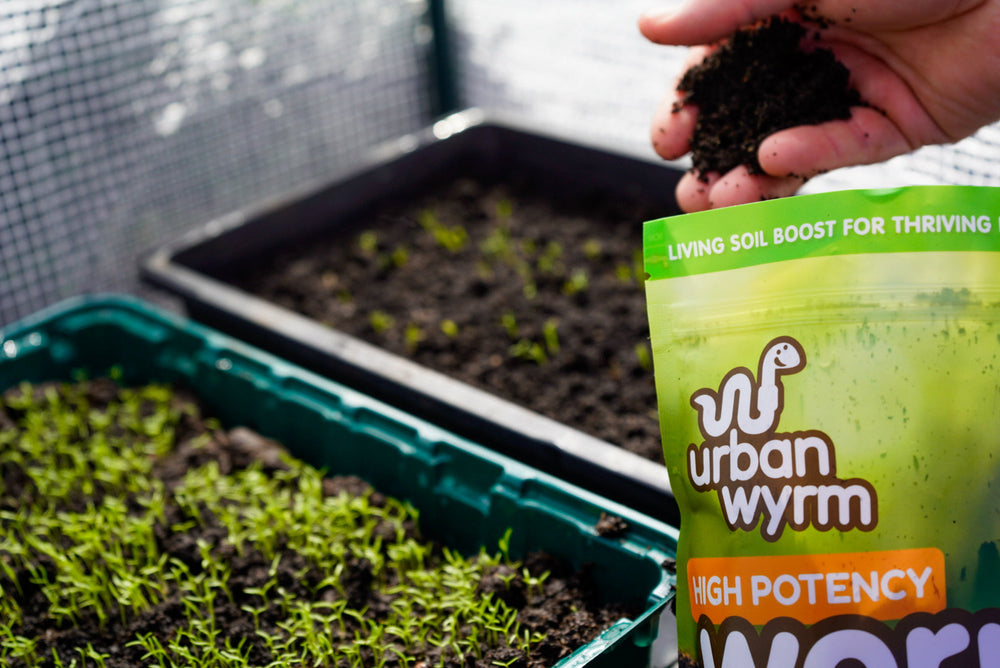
[
  {"x1": 672, "y1": 106, "x2": 912, "y2": 213},
  {"x1": 822, "y1": 40, "x2": 949, "y2": 147},
  {"x1": 675, "y1": 171, "x2": 719, "y2": 212},
  {"x1": 639, "y1": 0, "x2": 949, "y2": 47},
  {"x1": 639, "y1": 0, "x2": 796, "y2": 46},
  {"x1": 676, "y1": 167, "x2": 807, "y2": 213},
  {"x1": 758, "y1": 106, "x2": 914, "y2": 177},
  {"x1": 650, "y1": 46, "x2": 711, "y2": 160},
  {"x1": 641, "y1": 1, "x2": 955, "y2": 212},
  {"x1": 651, "y1": 97, "x2": 694, "y2": 160}
]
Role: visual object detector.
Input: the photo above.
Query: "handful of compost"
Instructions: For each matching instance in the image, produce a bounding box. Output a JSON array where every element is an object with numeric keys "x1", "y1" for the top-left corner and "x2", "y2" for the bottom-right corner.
[
  {"x1": 676, "y1": 15, "x2": 864, "y2": 179},
  {"x1": 644, "y1": 186, "x2": 1000, "y2": 666}
]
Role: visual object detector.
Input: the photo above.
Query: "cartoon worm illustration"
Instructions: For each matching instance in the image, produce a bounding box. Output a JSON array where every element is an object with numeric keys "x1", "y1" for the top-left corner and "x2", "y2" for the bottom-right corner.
[{"x1": 691, "y1": 336, "x2": 806, "y2": 438}]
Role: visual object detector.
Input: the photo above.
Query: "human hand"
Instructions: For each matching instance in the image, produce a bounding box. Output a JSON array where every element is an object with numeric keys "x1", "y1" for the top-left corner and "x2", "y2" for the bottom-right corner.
[{"x1": 640, "y1": 0, "x2": 1000, "y2": 212}]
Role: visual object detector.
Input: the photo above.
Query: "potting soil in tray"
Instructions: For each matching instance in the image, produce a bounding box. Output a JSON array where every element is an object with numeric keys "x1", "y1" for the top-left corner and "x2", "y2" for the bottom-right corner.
[
  {"x1": 0, "y1": 378, "x2": 636, "y2": 668},
  {"x1": 234, "y1": 177, "x2": 663, "y2": 462}
]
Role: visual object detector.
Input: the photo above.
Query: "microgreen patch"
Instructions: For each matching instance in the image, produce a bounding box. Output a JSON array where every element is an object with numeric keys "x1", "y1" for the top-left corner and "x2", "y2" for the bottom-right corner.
[{"x1": 0, "y1": 379, "x2": 619, "y2": 668}]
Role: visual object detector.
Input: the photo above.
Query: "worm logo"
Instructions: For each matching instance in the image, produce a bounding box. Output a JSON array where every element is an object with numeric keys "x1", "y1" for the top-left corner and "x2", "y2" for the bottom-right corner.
[{"x1": 687, "y1": 336, "x2": 877, "y2": 541}]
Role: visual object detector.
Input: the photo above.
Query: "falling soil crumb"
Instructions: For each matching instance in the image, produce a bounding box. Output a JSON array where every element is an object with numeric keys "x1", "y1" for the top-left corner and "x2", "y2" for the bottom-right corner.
[
  {"x1": 675, "y1": 15, "x2": 865, "y2": 179},
  {"x1": 595, "y1": 512, "x2": 630, "y2": 538}
]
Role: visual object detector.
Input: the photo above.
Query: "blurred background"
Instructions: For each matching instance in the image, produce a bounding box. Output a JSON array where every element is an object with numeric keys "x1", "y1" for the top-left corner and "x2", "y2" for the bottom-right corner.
[{"x1": 1, "y1": 0, "x2": 998, "y2": 325}]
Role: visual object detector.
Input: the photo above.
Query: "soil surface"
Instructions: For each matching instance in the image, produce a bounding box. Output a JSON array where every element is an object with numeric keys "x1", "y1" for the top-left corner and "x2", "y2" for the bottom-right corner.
[
  {"x1": 1, "y1": 379, "x2": 638, "y2": 668},
  {"x1": 676, "y1": 15, "x2": 865, "y2": 179},
  {"x1": 236, "y1": 177, "x2": 664, "y2": 462}
]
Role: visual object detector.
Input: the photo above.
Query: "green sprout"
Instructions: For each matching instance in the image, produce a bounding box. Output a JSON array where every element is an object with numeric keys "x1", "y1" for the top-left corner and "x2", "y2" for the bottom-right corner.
[
  {"x1": 369, "y1": 310, "x2": 396, "y2": 334},
  {"x1": 500, "y1": 311, "x2": 519, "y2": 340},
  {"x1": 419, "y1": 209, "x2": 468, "y2": 252},
  {"x1": 391, "y1": 245, "x2": 409, "y2": 268},
  {"x1": 582, "y1": 238, "x2": 603, "y2": 261},
  {"x1": 536, "y1": 241, "x2": 563, "y2": 274},
  {"x1": 440, "y1": 319, "x2": 459, "y2": 339},
  {"x1": 480, "y1": 226, "x2": 513, "y2": 261},
  {"x1": 510, "y1": 258, "x2": 536, "y2": 300},
  {"x1": 376, "y1": 244, "x2": 410, "y2": 272},
  {"x1": 358, "y1": 230, "x2": 379, "y2": 256},
  {"x1": 635, "y1": 342, "x2": 654, "y2": 372},
  {"x1": 404, "y1": 322, "x2": 426, "y2": 353},
  {"x1": 562, "y1": 269, "x2": 589, "y2": 296},
  {"x1": 542, "y1": 318, "x2": 560, "y2": 356},
  {"x1": 509, "y1": 340, "x2": 548, "y2": 366}
]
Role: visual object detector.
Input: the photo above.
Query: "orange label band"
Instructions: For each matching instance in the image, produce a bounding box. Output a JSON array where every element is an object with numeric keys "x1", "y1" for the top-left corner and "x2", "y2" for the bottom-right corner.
[{"x1": 687, "y1": 548, "x2": 946, "y2": 625}]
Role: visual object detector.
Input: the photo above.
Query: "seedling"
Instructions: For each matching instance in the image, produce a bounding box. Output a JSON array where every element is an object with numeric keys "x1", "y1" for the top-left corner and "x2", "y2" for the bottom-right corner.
[
  {"x1": 536, "y1": 241, "x2": 563, "y2": 274},
  {"x1": 419, "y1": 209, "x2": 468, "y2": 252},
  {"x1": 369, "y1": 310, "x2": 396, "y2": 334},
  {"x1": 480, "y1": 226, "x2": 513, "y2": 261},
  {"x1": 522, "y1": 569, "x2": 550, "y2": 602},
  {"x1": 542, "y1": 318, "x2": 560, "y2": 356},
  {"x1": 500, "y1": 311, "x2": 519, "y2": 340},
  {"x1": 509, "y1": 340, "x2": 548, "y2": 366},
  {"x1": 583, "y1": 238, "x2": 602, "y2": 261},
  {"x1": 404, "y1": 322, "x2": 425, "y2": 353},
  {"x1": 439, "y1": 319, "x2": 459, "y2": 339},
  {"x1": 562, "y1": 269, "x2": 589, "y2": 296},
  {"x1": 376, "y1": 244, "x2": 410, "y2": 272},
  {"x1": 635, "y1": 342, "x2": 653, "y2": 373},
  {"x1": 390, "y1": 244, "x2": 409, "y2": 268},
  {"x1": 358, "y1": 230, "x2": 379, "y2": 256}
]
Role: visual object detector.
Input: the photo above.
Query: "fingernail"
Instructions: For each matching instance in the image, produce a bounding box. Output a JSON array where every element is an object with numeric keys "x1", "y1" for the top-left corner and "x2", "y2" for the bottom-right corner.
[
  {"x1": 643, "y1": 0, "x2": 694, "y2": 21},
  {"x1": 640, "y1": 8, "x2": 676, "y2": 22}
]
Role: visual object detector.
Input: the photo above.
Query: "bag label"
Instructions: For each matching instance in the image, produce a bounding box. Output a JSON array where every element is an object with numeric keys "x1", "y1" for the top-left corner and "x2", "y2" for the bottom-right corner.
[
  {"x1": 643, "y1": 186, "x2": 1000, "y2": 279},
  {"x1": 688, "y1": 548, "x2": 946, "y2": 625},
  {"x1": 688, "y1": 336, "x2": 876, "y2": 541}
]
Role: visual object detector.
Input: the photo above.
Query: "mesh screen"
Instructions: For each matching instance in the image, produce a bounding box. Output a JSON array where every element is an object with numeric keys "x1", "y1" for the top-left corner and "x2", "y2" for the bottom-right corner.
[
  {"x1": 3, "y1": 1, "x2": 1000, "y2": 326},
  {"x1": 0, "y1": 0, "x2": 435, "y2": 324},
  {"x1": 445, "y1": 0, "x2": 671, "y2": 158}
]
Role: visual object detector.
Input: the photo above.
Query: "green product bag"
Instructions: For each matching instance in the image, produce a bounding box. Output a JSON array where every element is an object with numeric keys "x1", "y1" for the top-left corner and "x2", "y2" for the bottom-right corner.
[{"x1": 643, "y1": 185, "x2": 1000, "y2": 667}]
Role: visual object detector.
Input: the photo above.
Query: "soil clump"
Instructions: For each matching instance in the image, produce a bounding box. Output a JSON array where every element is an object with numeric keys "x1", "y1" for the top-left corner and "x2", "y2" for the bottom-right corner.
[{"x1": 676, "y1": 16, "x2": 865, "y2": 179}]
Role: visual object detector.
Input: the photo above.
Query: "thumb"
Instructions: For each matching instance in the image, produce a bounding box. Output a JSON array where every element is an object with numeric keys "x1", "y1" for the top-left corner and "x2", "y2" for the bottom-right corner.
[{"x1": 639, "y1": 0, "x2": 796, "y2": 45}]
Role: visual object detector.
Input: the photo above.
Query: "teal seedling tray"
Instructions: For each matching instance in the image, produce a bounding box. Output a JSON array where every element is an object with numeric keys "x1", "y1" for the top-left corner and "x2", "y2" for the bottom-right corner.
[{"x1": 0, "y1": 295, "x2": 678, "y2": 667}]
